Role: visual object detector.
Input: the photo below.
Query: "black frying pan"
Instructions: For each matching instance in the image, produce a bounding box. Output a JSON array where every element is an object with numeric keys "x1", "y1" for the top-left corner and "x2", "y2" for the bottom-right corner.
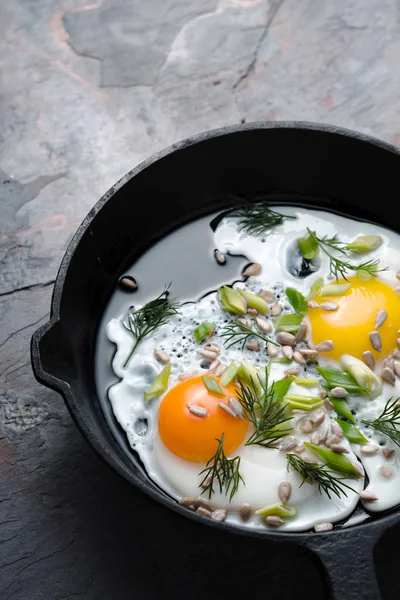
[{"x1": 31, "y1": 122, "x2": 400, "y2": 600}]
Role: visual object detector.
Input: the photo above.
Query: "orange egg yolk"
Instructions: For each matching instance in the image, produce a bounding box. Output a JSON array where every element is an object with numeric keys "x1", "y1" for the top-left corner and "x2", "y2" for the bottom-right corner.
[
  {"x1": 309, "y1": 277, "x2": 400, "y2": 361},
  {"x1": 158, "y1": 376, "x2": 248, "y2": 463}
]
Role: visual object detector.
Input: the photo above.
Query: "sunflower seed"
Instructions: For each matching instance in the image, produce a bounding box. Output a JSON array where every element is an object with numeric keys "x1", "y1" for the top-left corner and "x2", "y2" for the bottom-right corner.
[
  {"x1": 301, "y1": 420, "x2": 313, "y2": 434},
  {"x1": 359, "y1": 491, "x2": 378, "y2": 503},
  {"x1": 396, "y1": 271, "x2": 400, "y2": 280},
  {"x1": 239, "y1": 503, "x2": 252, "y2": 521},
  {"x1": 295, "y1": 444, "x2": 306, "y2": 453},
  {"x1": 380, "y1": 465, "x2": 393, "y2": 478},
  {"x1": 258, "y1": 289, "x2": 275, "y2": 302},
  {"x1": 209, "y1": 359, "x2": 221, "y2": 371},
  {"x1": 179, "y1": 371, "x2": 197, "y2": 380},
  {"x1": 325, "y1": 434, "x2": 340, "y2": 447},
  {"x1": 314, "y1": 522, "x2": 333, "y2": 532},
  {"x1": 214, "y1": 249, "x2": 226, "y2": 265},
  {"x1": 154, "y1": 348, "x2": 170, "y2": 364},
  {"x1": 369, "y1": 331, "x2": 382, "y2": 352},
  {"x1": 196, "y1": 507, "x2": 212, "y2": 518},
  {"x1": 248, "y1": 308, "x2": 258, "y2": 316},
  {"x1": 319, "y1": 423, "x2": 329, "y2": 443},
  {"x1": 383, "y1": 356, "x2": 395, "y2": 371},
  {"x1": 284, "y1": 368, "x2": 300, "y2": 377},
  {"x1": 198, "y1": 349, "x2": 218, "y2": 360},
  {"x1": 278, "y1": 481, "x2": 292, "y2": 504},
  {"x1": 394, "y1": 362, "x2": 400, "y2": 378},
  {"x1": 310, "y1": 410, "x2": 325, "y2": 427},
  {"x1": 211, "y1": 509, "x2": 227, "y2": 522},
  {"x1": 228, "y1": 397, "x2": 243, "y2": 418},
  {"x1": 237, "y1": 317, "x2": 253, "y2": 329},
  {"x1": 282, "y1": 346, "x2": 294, "y2": 360},
  {"x1": 214, "y1": 364, "x2": 227, "y2": 377},
  {"x1": 266, "y1": 516, "x2": 285, "y2": 527},
  {"x1": 331, "y1": 444, "x2": 349, "y2": 454},
  {"x1": 271, "y1": 303, "x2": 282, "y2": 316},
  {"x1": 267, "y1": 343, "x2": 279, "y2": 357},
  {"x1": 308, "y1": 300, "x2": 320, "y2": 309},
  {"x1": 382, "y1": 448, "x2": 396, "y2": 458},
  {"x1": 218, "y1": 403, "x2": 237, "y2": 418},
  {"x1": 279, "y1": 436, "x2": 298, "y2": 451},
  {"x1": 353, "y1": 462, "x2": 365, "y2": 478},
  {"x1": 256, "y1": 316, "x2": 272, "y2": 333},
  {"x1": 246, "y1": 339, "x2": 260, "y2": 352},
  {"x1": 362, "y1": 351, "x2": 375, "y2": 370},
  {"x1": 316, "y1": 340, "x2": 334, "y2": 352},
  {"x1": 188, "y1": 405, "x2": 208, "y2": 418},
  {"x1": 293, "y1": 351, "x2": 307, "y2": 365},
  {"x1": 295, "y1": 322, "x2": 308, "y2": 343},
  {"x1": 205, "y1": 343, "x2": 221, "y2": 354},
  {"x1": 323, "y1": 398, "x2": 334, "y2": 411},
  {"x1": 331, "y1": 387, "x2": 348, "y2": 398},
  {"x1": 179, "y1": 497, "x2": 195, "y2": 508},
  {"x1": 276, "y1": 332, "x2": 296, "y2": 346},
  {"x1": 299, "y1": 349, "x2": 318, "y2": 361},
  {"x1": 382, "y1": 367, "x2": 396, "y2": 385},
  {"x1": 330, "y1": 421, "x2": 344, "y2": 439},
  {"x1": 360, "y1": 444, "x2": 379, "y2": 455},
  {"x1": 374, "y1": 309, "x2": 388, "y2": 329},
  {"x1": 311, "y1": 431, "x2": 321, "y2": 445},
  {"x1": 319, "y1": 387, "x2": 328, "y2": 399},
  {"x1": 119, "y1": 276, "x2": 138, "y2": 291},
  {"x1": 243, "y1": 263, "x2": 261, "y2": 277},
  {"x1": 194, "y1": 497, "x2": 214, "y2": 511},
  {"x1": 320, "y1": 302, "x2": 338, "y2": 312}
]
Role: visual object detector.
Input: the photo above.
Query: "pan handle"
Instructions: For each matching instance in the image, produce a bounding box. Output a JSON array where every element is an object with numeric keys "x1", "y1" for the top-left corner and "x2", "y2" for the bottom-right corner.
[{"x1": 303, "y1": 526, "x2": 381, "y2": 600}]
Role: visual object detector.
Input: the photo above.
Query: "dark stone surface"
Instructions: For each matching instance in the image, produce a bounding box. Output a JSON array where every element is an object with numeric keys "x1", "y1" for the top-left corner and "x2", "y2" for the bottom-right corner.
[{"x1": 1, "y1": 0, "x2": 399, "y2": 598}]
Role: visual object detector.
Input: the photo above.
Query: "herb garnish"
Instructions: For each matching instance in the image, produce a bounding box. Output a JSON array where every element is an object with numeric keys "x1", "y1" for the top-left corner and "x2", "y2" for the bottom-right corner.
[
  {"x1": 122, "y1": 285, "x2": 180, "y2": 368},
  {"x1": 287, "y1": 453, "x2": 356, "y2": 499},
  {"x1": 362, "y1": 398, "x2": 400, "y2": 447},
  {"x1": 199, "y1": 433, "x2": 244, "y2": 500},
  {"x1": 221, "y1": 319, "x2": 278, "y2": 349},
  {"x1": 232, "y1": 203, "x2": 296, "y2": 236}
]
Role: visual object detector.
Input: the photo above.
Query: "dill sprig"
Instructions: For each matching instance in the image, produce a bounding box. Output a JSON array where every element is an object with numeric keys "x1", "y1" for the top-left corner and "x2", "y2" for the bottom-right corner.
[
  {"x1": 306, "y1": 228, "x2": 386, "y2": 281},
  {"x1": 287, "y1": 453, "x2": 356, "y2": 499},
  {"x1": 236, "y1": 368, "x2": 292, "y2": 447},
  {"x1": 231, "y1": 202, "x2": 296, "y2": 236},
  {"x1": 362, "y1": 397, "x2": 400, "y2": 447},
  {"x1": 122, "y1": 285, "x2": 180, "y2": 368},
  {"x1": 221, "y1": 319, "x2": 278, "y2": 349},
  {"x1": 199, "y1": 433, "x2": 244, "y2": 501}
]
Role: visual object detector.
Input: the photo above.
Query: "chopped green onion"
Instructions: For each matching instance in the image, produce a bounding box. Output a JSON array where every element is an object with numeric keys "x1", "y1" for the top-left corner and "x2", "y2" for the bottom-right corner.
[
  {"x1": 335, "y1": 419, "x2": 368, "y2": 444},
  {"x1": 255, "y1": 502, "x2": 297, "y2": 518},
  {"x1": 331, "y1": 397, "x2": 356, "y2": 423},
  {"x1": 340, "y1": 354, "x2": 382, "y2": 398},
  {"x1": 357, "y1": 269, "x2": 373, "y2": 281},
  {"x1": 316, "y1": 366, "x2": 365, "y2": 395},
  {"x1": 305, "y1": 277, "x2": 324, "y2": 301},
  {"x1": 237, "y1": 289, "x2": 269, "y2": 314},
  {"x1": 294, "y1": 377, "x2": 320, "y2": 387},
  {"x1": 193, "y1": 322, "x2": 216, "y2": 343},
  {"x1": 298, "y1": 231, "x2": 319, "y2": 260},
  {"x1": 237, "y1": 360, "x2": 263, "y2": 396},
  {"x1": 274, "y1": 313, "x2": 303, "y2": 333},
  {"x1": 286, "y1": 288, "x2": 308, "y2": 317},
  {"x1": 144, "y1": 364, "x2": 171, "y2": 402},
  {"x1": 220, "y1": 362, "x2": 239, "y2": 386},
  {"x1": 273, "y1": 377, "x2": 294, "y2": 402},
  {"x1": 304, "y1": 443, "x2": 361, "y2": 478},
  {"x1": 284, "y1": 394, "x2": 323, "y2": 412},
  {"x1": 217, "y1": 286, "x2": 247, "y2": 315},
  {"x1": 202, "y1": 376, "x2": 225, "y2": 397},
  {"x1": 346, "y1": 235, "x2": 383, "y2": 254},
  {"x1": 319, "y1": 282, "x2": 351, "y2": 297}
]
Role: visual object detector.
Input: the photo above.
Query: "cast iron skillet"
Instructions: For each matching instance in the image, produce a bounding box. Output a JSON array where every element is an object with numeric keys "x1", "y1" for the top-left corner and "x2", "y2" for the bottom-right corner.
[{"x1": 31, "y1": 122, "x2": 400, "y2": 600}]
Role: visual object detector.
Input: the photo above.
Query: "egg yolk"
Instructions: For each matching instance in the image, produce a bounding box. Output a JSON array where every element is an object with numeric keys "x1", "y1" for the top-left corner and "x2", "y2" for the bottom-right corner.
[
  {"x1": 158, "y1": 376, "x2": 248, "y2": 462},
  {"x1": 309, "y1": 277, "x2": 400, "y2": 361}
]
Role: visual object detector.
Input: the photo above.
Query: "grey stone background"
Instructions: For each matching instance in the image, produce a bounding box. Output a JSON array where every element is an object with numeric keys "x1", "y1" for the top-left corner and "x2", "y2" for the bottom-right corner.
[{"x1": 0, "y1": 0, "x2": 399, "y2": 598}]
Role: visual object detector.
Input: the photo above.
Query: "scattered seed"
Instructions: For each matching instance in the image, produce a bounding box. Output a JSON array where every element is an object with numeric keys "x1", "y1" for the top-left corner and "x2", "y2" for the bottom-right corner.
[
  {"x1": 266, "y1": 516, "x2": 285, "y2": 527},
  {"x1": 276, "y1": 332, "x2": 296, "y2": 346},
  {"x1": 320, "y1": 302, "x2": 338, "y2": 311},
  {"x1": 196, "y1": 507, "x2": 212, "y2": 518},
  {"x1": 319, "y1": 423, "x2": 329, "y2": 443},
  {"x1": 179, "y1": 497, "x2": 195, "y2": 508},
  {"x1": 267, "y1": 343, "x2": 279, "y2": 357},
  {"x1": 243, "y1": 263, "x2": 261, "y2": 277},
  {"x1": 248, "y1": 308, "x2": 258, "y2": 316},
  {"x1": 198, "y1": 349, "x2": 218, "y2": 360},
  {"x1": 278, "y1": 481, "x2": 292, "y2": 504},
  {"x1": 119, "y1": 276, "x2": 138, "y2": 291},
  {"x1": 271, "y1": 303, "x2": 282, "y2": 316},
  {"x1": 209, "y1": 359, "x2": 221, "y2": 371},
  {"x1": 256, "y1": 316, "x2": 272, "y2": 333},
  {"x1": 285, "y1": 368, "x2": 300, "y2": 377},
  {"x1": 295, "y1": 322, "x2": 308, "y2": 343},
  {"x1": 295, "y1": 444, "x2": 306, "y2": 453},
  {"x1": 369, "y1": 331, "x2": 382, "y2": 352},
  {"x1": 205, "y1": 343, "x2": 221, "y2": 354},
  {"x1": 282, "y1": 346, "x2": 294, "y2": 360},
  {"x1": 259, "y1": 289, "x2": 275, "y2": 302},
  {"x1": 374, "y1": 309, "x2": 388, "y2": 329},
  {"x1": 323, "y1": 398, "x2": 333, "y2": 411},
  {"x1": 239, "y1": 503, "x2": 252, "y2": 521},
  {"x1": 214, "y1": 364, "x2": 227, "y2": 377},
  {"x1": 154, "y1": 348, "x2": 170, "y2": 365},
  {"x1": 293, "y1": 351, "x2": 307, "y2": 365},
  {"x1": 292, "y1": 409, "x2": 308, "y2": 415},
  {"x1": 279, "y1": 436, "x2": 298, "y2": 451},
  {"x1": 393, "y1": 362, "x2": 400, "y2": 378},
  {"x1": 330, "y1": 421, "x2": 344, "y2": 439},
  {"x1": 246, "y1": 339, "x2": 260, "y2": 352},
  {"x1": 316, "y1": 340, "x2": 334, "y2": 352},
  {"x1": 382, "y1": 448, "x2": 396, "y2": 458},
  {"x1": 314, "y1": 522, "x2": 333, "y2": 532},
  {"x1": 325, "y1": 434, "x2": 340, "y2": 447},
  {"x1": 308, "y1": 300, "x2": 320, "y2": 309},
  {"x1": 218, "y1": 402, "x2": 237, "y2": 418},
  {"x1": 353, "y1": 462, "x2": 365, "y2": 478},
  {"x1": 311, "y1": 431, "x2": 321, "y2": 445},
  {"x1": 380, "y1": 465, "x2": 393, "y2": 478},
  {"x1": 359, "y1": 491, "x2": 378, "y2": 503},
  {"x1": 214, "y1": 249, "x2": 226, "y2": 265},
  {"x1": 211, "y1": 509, "x2": 227, "y2": 522},
  {"x1": 319, "y1": 387, "x2": 328, "y2": 400},
  {"x1": 200, "y1": 474, "x2": 212, "y2": 489},
  {"x1": 301, "y1": 421, "x2": 313, "y2": 434},
  {"x1": 310, "y1": 410, "x2": 325, "y2": 427},
  {"x1": 194, "y1": 497, "x2": 214, "y2": 511},
  {"x1": 331, "y1": 444, "x2": 349, "y2": 454},
  {"x1": 179, "y1": 371, "x2": 197, "y2": 380},
  {"x1": 382, "y1": 367, "x2": 396, "y2": 385},
  {"x1": 330, "y1": 386, "x2": 348, "y2": 398},
  {"x1": 228, "y1": 397, "x2": 243, "y2": 418},
  {"x1": 299, "y1": 349, "x2": 318, "y2": 361},
  {"x1": 237, "y1": 317, "x2": 253, "y2": 329},
  {"x1": 362, "y1": 351, "x2": 375, "y2": 370},
  {"x1": 188, "y1": 405, "x2": 208, "y2": 418},
  {"x1": 360, "y1": 444, "x2": 379, "y2": 455}
]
